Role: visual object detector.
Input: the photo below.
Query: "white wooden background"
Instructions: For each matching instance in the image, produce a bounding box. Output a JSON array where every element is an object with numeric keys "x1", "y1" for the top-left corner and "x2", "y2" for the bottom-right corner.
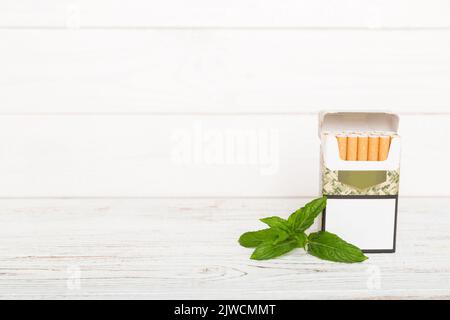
[{"x1": 1, "y1": 1, "x2": 450, "y2": 299}]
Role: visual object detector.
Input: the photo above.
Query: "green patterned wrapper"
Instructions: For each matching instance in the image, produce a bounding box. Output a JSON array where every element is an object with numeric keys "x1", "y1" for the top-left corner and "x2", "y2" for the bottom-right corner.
[{"x1": 322, "y1": 166, "x2": 400, "y2": 196}]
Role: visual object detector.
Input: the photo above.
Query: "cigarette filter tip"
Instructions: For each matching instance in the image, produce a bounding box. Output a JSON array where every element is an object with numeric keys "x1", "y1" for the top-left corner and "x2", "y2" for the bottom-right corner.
[
  {"x1": 368, "y1": 135, "x2": 380, "y2": 161},
  {"x1": 357, "y1": 135, "x2": 369, "y2": 161},
  {"x1": 346, "y1": 134, "x2": 358, "y2": 161},
  {"x1": 336, "y1": 135, "x2": 348, "y2": 161},
  {"x1": 378, "y1": 135, "x2": 391, "y2": 161}
]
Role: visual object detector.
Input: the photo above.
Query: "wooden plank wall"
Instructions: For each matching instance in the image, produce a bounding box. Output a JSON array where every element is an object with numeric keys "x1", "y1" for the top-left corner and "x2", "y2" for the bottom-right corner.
[{"x1": 0, "y1": 1, "x2": 448, "y2": 197}]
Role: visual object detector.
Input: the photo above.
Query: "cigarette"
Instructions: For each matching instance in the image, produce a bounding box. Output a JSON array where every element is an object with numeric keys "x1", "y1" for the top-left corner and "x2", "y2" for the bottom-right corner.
[
  {"x1": 378, "y1": 135, "x2": 391, "y2": 161},
  {"x1": 346, "y1": 134, "x2": 358, "y2": 161},
  {"x1": 357, "y1": 135, "x2": 369, "y2": 161},
  {"x1": 336, "y1": 135, "x2": 348, "y2": 160},
  {"x1": 367, "y1": 135, "x2": 380, "y2": 161}
]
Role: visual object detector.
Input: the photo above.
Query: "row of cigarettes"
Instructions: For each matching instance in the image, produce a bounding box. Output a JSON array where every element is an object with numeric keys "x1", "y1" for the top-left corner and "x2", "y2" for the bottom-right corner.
[{"x1": 335, "y1": 132, "x2": 396, "y2": 161}]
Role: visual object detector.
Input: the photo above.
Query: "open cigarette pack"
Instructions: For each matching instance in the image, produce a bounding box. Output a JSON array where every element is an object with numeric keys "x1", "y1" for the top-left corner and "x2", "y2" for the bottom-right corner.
[{"x1": 319, "y1": 111, "x2": 401, "y2": 253}]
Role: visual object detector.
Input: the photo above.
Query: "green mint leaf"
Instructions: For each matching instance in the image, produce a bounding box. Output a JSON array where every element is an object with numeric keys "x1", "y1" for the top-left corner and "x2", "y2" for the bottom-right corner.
[
  {"x1": 288, "y1": 196, "x2": 327, "y2": 232},
  {"x1": 307, "y1": 231, "x2": 368, "y2": 263},
  {"x1": 239, "y1": 228, "x2": 284, "y2": 248},
  {"x1": 294, "y1": 232, "x2": 307, "y2": 248},
  {"x1": 273, "y1": 229, "x2": 290, "y2": 245},
  {"x1": 250, "y1": 239, "x2": 298, "y2": 260},
  {"x1": 260, "y1": 216, "x2": 291, "y2": 232}
]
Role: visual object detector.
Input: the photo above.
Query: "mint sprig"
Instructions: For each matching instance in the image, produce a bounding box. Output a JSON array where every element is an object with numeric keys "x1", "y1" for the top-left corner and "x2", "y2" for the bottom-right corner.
[
  {"x1": 238, "y1": 196, "x2": 368, "y2": 263},
  {"x1": 307, "y1": 231, "x2": 367, "y2": 263}
]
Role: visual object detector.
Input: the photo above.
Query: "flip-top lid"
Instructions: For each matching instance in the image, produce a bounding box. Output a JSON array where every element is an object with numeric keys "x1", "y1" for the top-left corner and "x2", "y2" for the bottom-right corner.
[{"x1": 318, "y1": 111, "x2": 400, "y2": 137}]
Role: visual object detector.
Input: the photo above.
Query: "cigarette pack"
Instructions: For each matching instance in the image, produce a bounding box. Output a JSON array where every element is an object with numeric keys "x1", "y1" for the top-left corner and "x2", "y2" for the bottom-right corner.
[{"x1": 319, "y1": 111, "x2": 401, "y2": 253}]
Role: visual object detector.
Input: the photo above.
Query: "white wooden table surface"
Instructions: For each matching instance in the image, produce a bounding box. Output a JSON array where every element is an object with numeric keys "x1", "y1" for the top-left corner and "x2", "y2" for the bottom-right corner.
[
  {"x1": 1, "y1": 197, "x2": 448, "y2": 300},
  {"x1": 2, "y1": 1, "x2": 450, "y2": 300}
]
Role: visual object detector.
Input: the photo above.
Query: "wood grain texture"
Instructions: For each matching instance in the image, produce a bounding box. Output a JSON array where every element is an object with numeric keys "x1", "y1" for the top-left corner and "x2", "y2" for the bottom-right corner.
[
  {"x1": 1, "y1": 1, "x2": 448, "y2": 301},
  {"x1": 2, "y1": 30, "x2": 450, "y2": 114},
  {"x1": 0, "y1": 197, "x2": 448, "y2": 299},
  {"x1": 0, "y1": 114, "x2": 447, "y2": 197},
  {"x1": 2, "y1": 0, "x2": 450, "y2": 28}
]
